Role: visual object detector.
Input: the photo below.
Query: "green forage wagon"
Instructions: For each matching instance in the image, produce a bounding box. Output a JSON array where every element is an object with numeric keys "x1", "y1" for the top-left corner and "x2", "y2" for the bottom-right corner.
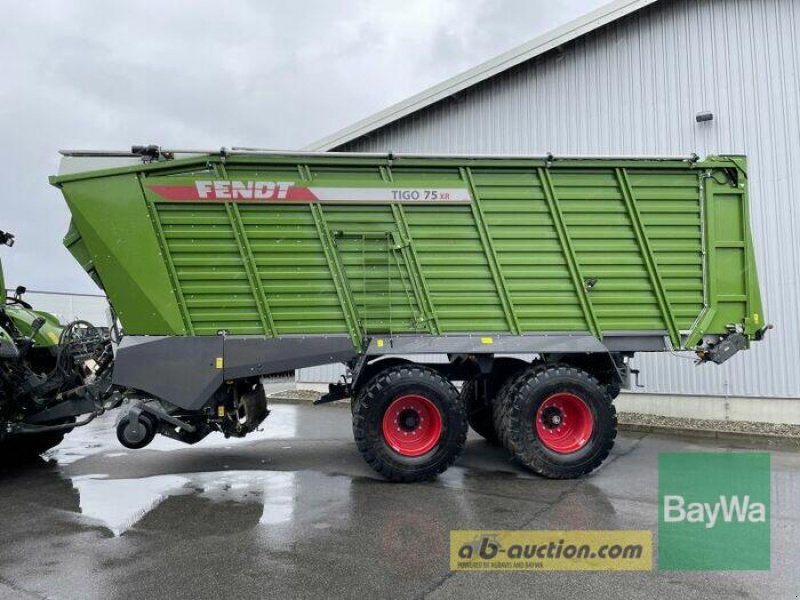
[{"x1": 46, "y1": 146, "x2": 766, "y2": 481}]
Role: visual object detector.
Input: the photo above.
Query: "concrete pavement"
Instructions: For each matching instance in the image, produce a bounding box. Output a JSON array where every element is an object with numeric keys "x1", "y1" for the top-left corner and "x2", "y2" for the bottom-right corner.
[{"x1": 1, "y1": 400, "x2": 798, "y2": 599}]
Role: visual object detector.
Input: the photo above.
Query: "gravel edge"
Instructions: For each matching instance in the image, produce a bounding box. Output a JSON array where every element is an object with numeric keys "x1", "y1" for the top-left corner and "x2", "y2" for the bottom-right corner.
[{"x1": 618, "y1": 411, "x2": 800, "y2": 446}]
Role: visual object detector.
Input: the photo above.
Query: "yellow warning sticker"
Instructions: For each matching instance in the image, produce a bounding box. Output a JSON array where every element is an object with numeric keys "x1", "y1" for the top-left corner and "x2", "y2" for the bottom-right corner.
[
  {"x1": 377, "y1": 339, "x2": 384, "y2": 348},
  {"x1": 215, "y1": 357, "x2": 224, "y2": 369},
  {"x1": 217, "y1": 406, "x2": 225, "y2": 417},
  {"x1": 754, "y1": 313, "x2": 760, "y2": 325},
  {"x1": 481, "y1": 337, "x2": 493, "y2": 345}
]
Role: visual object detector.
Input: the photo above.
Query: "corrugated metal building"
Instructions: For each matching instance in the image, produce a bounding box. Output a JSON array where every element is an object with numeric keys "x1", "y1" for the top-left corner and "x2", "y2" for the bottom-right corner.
[{"x1": 298, "y1": 0, "x2": 799, "y2": 400}]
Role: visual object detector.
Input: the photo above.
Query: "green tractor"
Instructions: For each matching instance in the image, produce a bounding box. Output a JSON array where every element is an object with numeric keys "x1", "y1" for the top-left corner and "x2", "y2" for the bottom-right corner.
[{"x1": 0, "y1": 230, "x2": 116, "y2": 461}]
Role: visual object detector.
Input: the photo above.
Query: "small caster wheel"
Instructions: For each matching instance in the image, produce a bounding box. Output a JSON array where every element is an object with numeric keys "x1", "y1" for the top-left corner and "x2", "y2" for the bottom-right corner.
[{"x1": 116, "y1": 412, "x2": 157, "y2": 449}]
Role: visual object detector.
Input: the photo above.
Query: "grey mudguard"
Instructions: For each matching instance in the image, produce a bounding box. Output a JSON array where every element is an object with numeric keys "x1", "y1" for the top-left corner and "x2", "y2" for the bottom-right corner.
[
  {"x1": 222, "y1": 335, "x2": 357, "y2": 379},
  {"x1": 113, "y1": 336, "x2": 224, "y2": 411},
  {"x1": 113, "y1": 335, "x2": 357, "y2": 410}
]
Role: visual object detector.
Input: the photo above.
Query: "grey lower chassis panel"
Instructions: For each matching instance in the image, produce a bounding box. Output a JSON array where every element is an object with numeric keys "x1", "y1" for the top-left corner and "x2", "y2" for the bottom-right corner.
[
  {"x1": 223, "y1": 335, "x2": 358, "y2": 379},
  {"x1": 113, "y1": 336, "x2": 224, "y2": 411},
  {"x1": 364, "y1": 333, "x2": 668, "y2": 354},
  {"x1": 113, "y1": 335, "x2": 357, "y2": 410},
  {"x1": 112, "y1": 333, "x2": 665, "y2": 411}
]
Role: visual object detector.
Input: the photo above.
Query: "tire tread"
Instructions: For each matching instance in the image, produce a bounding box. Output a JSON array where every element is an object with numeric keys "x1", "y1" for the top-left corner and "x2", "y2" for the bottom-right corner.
[
  {"x1": 497, "y1": 365, "x2": 617, "y2": 479},
  {"x1": 352, "y1": 365, "x2": 467, "y2": 482}
]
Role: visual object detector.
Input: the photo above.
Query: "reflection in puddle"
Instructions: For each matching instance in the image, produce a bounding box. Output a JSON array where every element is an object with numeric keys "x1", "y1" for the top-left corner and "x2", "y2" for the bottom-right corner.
[
  {"x1": 72, "y1": 473, "x2": 189, "y2": 536},
  {"x1": 70, "y1": 470, "x2": 309, "y2": 537},
  {"x1": 258, "y1": 472, "x2": 296, "y2": 525}
]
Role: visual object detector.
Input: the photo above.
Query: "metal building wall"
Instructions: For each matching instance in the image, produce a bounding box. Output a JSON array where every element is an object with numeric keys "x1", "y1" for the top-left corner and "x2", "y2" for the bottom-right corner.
[
  {"x1": 297, "y1": 364, "x2": 346, "y2": 385},
  {"x1": 299, "y1": 0, "x2": 799, "y2": 398}
]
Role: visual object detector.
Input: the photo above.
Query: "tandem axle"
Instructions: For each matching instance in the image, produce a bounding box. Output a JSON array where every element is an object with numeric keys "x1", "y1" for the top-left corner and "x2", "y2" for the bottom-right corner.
[
  {"x1": 103, "y1": 332, "x2": 636, "y2": 481},
  {"x1": 103, "y1": 327, "x2": 753, "y2": 482}
]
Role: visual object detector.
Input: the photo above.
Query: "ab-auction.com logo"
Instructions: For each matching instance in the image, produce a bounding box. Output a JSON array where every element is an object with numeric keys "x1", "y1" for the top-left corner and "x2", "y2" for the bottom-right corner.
[
  {"x1": 450, "y1": 530, "x2": 652, "y2": 571},
  {"x1": 658, "y1": 452, "x2": 771, "y2": 570}
]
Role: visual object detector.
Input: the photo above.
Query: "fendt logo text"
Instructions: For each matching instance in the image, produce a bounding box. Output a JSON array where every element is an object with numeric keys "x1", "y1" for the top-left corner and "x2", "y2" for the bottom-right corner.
[
  {"x1": 663, "y1": 494, "x2": 766, "y2": 529},
  {"x1": 195, "y1": 180, "x2": 294, "y2": 200}
]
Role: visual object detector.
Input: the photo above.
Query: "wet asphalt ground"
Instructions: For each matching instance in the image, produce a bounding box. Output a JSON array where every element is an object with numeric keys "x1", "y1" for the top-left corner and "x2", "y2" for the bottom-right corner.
[{"x1": 1, "y1": 391, "x2": 799, "y2": 599}]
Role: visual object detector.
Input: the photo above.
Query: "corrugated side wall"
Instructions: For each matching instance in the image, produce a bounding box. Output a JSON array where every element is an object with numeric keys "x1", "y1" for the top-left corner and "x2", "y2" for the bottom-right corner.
[{"x1": 299, "y1": 0, "x2": 799, "y2": 398}]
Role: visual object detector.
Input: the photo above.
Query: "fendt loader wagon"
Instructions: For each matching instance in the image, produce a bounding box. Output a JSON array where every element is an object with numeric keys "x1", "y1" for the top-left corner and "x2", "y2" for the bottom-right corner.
[{"x1": 45, "y1": 146, "x2": 766, "y2": 481}]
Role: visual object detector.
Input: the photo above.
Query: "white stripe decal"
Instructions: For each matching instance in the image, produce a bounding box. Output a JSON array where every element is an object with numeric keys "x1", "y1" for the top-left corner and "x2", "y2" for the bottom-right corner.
[
  {"x1": 147, "y1": 181, "x2": 472, "y2": 203},
  {"x1": 308, "y1": 187, "x2": 471, "y2": 203}
]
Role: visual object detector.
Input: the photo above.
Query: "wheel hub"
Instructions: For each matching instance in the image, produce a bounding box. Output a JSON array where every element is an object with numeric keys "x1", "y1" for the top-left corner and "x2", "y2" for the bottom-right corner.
[
  {"x1": 382, "y1": 394, "x2": 443, "y2": 457},
  {"x1": 535, "y1": 392, "x2": 594, "y2": 454},
  {"x1": 399, "y1": 409, "x2": 420, "y2": 431},
  {"x1": 540, "y1": 406, "x2": 563, "y2": 429},
  {"x1": 123, "y1": 421, "x2": 148, "y2": 444}
]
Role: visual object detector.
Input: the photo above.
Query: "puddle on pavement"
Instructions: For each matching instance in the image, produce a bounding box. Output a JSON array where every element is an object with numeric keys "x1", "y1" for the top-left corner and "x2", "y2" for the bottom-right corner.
[
  {"x1": 36, "y1": 401, "x2": 336, "y2": 538},
  {"x1": 72, "y1": 473, "x2": 190, "y2": 535},
  {"x1": 68, "y1": 469, "x2": 348, "y2": 538}
]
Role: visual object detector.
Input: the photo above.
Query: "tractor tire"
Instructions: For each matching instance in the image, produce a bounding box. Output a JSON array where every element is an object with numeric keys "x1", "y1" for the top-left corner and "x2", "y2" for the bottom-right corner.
[
  {"x1": 495, "y1": 365, "x2": 616, "y2": 479},
  {"x1": 460, "y1": 378, "x2": 500, "y2": 445},
  {"x1": 352, "y1": 365, "x2": 467, "y2": 483},
  {"x1": 0, "y1": 431, "x2": 65, "y2": 463}
]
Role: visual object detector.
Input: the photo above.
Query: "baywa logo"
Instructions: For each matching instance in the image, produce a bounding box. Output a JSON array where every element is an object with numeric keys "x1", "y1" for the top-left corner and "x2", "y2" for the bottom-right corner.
[
  {"x1": 658, "y1": 452, "x2": 770, "y2": 570},
  {"x1": 663, "y1": 493, "x2": 766, "y2": 528}
]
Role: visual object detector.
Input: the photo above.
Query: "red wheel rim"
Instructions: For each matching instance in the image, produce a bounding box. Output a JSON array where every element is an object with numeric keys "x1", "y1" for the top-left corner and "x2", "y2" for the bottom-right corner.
[
  {"x1": 381, "y1": 394, "x2": 443, "y2": 457},
  {"x1": 535, "y1": 392, "x2": 594, "y2": 454}
]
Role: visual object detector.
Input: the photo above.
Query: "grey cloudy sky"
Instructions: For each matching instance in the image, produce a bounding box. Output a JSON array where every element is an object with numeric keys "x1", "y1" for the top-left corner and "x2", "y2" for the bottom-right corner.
[{"x1": 1, "y1": 0, "x2": 608, "y2": 294}]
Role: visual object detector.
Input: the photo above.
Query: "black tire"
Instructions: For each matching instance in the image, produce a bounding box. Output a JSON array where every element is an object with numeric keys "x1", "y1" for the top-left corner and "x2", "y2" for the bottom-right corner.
[
  {"x1": 495, "y1": 365, "x2": 616, "y2": 479},
  {"x1": 492, "y1": 367, "x2": 542, "y2": 451},
  {"x1": 116, "y1": 413, "x2": 158, "y2": 449},
  {"x1": 352, "y1": 365, "x2": 467, "y2": 482},
  {"x1": 0, "y1": 431, "x2": 65, "y2": 462},
  {"x1": 460, "y1": 378, "x2": 500, "y2": 445},
  {"x1": 0, "y1": 415, "x2": 77, "y2": 463}
]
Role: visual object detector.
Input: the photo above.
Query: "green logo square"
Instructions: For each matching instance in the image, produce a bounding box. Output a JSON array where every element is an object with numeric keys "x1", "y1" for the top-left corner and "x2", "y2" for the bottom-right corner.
[{"x1": 658, "y1": 452, "x2": 770, "y2": 571}]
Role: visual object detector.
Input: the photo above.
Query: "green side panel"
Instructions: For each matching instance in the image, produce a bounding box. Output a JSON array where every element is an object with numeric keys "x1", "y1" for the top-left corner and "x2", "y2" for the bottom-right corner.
[
  {"x1": 60, "y1": 175, "x2": 186, "y2": 334},
  {"x1": 240, "y1": 205, "x2": 349, "y2": 336},
  {"x1": 157, "y1": 203, "x2": 262, "y2": 335},
  {"x1": 549, "y1": 171, "x2": 666, "y2": 332},
  {"x1": 52, "y1": 153, "x2": 764, "y2": 348},
  {"x1": 627, "y1": 170, "x2": 705, "y2": 332},
  {"x1": 469, "y1": 168, "x2": 588, "y2": 332},
  {"x1": 404, "y1": 204, "x2": 507, "y2": 332},
  {"x1": 384, "y1": 164, "x2": 502, "y2": 332},
  {"x1": 705, "y1": 166, "x2": 763, "y2": 336},
  {"x1": 322, "y1": 205, "x2": 423, "y2": 335},
  {"x1": 63, "y1": 219, "x2": 102, "y2": 288}
]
